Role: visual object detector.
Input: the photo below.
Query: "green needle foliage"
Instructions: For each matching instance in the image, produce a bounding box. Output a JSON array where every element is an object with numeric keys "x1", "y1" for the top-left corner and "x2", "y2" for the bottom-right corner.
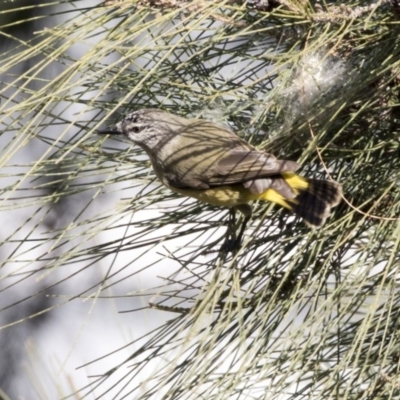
[{"x1": 1, "y1": 0, "x2": 400, "y2": 398}]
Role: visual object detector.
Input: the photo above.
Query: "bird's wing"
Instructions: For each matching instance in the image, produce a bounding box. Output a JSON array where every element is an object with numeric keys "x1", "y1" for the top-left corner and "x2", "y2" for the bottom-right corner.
[
  {"x1": 160, "y1": 119, "x2": 300, "y2": 190},
  {"x1": 208, "y1": 150, "x2": 300, "y2": 185},
  {"x1": 164, "y1": 148, "x2": 300, "y2": 191}
]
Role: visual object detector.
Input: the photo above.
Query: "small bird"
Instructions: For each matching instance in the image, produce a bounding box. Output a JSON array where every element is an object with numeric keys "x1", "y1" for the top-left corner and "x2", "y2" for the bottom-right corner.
[{"x1": 99, "y1": 109, "x2": 341, "y2": 250}]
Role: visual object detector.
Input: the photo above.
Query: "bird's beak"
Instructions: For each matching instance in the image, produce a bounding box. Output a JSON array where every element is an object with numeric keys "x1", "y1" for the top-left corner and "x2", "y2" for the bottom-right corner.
[{"x1": 97, "y1": 127, "x2": 120, "y2": 135}]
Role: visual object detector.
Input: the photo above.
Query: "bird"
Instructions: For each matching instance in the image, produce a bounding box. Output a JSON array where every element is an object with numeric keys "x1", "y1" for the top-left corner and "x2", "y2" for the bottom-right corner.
[{"x1": 99, "y1": 108, "x2": 342, "y2": 251}]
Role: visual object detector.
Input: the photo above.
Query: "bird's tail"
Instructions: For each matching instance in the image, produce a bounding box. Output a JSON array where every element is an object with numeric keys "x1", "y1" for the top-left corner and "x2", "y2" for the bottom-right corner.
[{"x1": 259, "y1": 172, "x2": 342, "y2": 227}]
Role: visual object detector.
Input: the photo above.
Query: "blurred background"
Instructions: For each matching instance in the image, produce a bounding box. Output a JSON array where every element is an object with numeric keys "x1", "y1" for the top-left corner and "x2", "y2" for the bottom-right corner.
[{"x1": 1, "y1": 1, "x2": 400, "y2": 399}]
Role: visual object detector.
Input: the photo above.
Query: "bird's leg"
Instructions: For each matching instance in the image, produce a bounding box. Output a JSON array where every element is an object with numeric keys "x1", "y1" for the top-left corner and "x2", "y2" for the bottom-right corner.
[
  {"x1": 220, "y1": 205, "x2": 252, "y2": 253},
  {"x1": 219, "y1": 208, "x2": 236, "y2": 252},
  {"x1": 236, "y1": 214, "x2": 251, "y2": 246}
]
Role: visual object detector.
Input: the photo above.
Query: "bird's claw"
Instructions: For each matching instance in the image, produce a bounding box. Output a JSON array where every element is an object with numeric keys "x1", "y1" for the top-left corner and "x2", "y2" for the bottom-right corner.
[{"x1": 220, "y1": 238, "x2": 242, "y2": 254}]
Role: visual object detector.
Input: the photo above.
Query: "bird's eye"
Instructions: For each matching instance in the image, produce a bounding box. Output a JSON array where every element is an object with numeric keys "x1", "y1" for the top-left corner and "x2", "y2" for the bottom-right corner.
[{"x1": 132, "y1": 126, "x2": 141, "y2": 133}]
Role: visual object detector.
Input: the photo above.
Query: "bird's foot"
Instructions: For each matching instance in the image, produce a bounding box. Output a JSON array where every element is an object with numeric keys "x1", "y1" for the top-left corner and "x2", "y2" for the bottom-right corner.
[
  {"x1": 220, "y1": 238, "x2": 242, "y2": 254},
  {"x1": 200, "y1": 238, "x2": 242, "y2": 256}
]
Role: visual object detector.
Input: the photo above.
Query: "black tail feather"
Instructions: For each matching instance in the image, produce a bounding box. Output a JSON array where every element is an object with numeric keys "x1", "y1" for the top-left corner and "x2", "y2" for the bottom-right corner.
[{"x1": 288, "y1": 179, "x2": 342, "y2": 227}]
